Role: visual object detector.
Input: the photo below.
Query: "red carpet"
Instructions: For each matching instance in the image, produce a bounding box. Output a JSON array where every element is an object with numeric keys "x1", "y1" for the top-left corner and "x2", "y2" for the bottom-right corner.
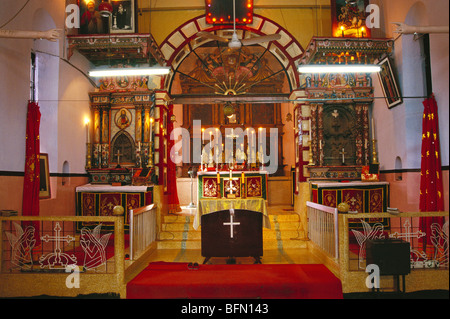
[{"x1": 126, "y1": 262, "x2": 343, "y2": 299}]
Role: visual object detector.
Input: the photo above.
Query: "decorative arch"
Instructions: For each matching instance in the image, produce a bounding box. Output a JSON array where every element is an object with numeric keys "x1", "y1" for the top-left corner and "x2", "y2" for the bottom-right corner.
[{"x1": 159, "y1": 14, "x2": 304, "y2": 93}]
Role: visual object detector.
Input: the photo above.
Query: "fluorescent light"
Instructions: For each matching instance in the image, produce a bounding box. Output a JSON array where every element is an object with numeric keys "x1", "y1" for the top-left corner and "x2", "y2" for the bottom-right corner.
[
  {"x1": 89, "y1": 67, "x2": 171, "y2": 77},
  {"x1": 298, "y1": 65, "x2": 381, "y2": 73}
]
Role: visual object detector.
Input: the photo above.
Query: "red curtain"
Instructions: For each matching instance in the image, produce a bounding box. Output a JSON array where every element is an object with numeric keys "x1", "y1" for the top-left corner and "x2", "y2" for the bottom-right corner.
[
  {"x1": 22, "y1": 101, "x2": 41, "y2": 245},
  {"x1": 167, "y1": 104, "x2": 181, "y2": 214},
  {"x1": 419, "y1": 95, "x2": 444, "y2": 256}
]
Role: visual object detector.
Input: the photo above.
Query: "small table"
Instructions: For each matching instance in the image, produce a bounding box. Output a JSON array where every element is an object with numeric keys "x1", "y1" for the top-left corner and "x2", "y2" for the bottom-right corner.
[{"x1": 194, "y1": 198, "x2": 271, "y2": 230}]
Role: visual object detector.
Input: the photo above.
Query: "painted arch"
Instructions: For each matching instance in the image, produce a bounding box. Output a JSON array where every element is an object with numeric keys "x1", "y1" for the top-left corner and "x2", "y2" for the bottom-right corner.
[{"x1": 159, "y1": 14, "x2": 304, "y2": 94}]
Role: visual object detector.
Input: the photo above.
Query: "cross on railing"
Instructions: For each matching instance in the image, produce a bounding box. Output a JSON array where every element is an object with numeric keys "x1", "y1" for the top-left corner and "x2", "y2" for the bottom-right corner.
[{"x1": 40, "y1": 222, "x2": 77, "y2": 269}]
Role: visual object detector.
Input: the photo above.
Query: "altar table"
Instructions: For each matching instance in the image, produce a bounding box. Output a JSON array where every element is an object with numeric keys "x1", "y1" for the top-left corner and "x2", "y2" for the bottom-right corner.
[
  {"x1": 311, "y1": 181, "x2": 390, "y2": 228},
  {"x1": 194, "y1": 198, "x2": 271, "y2": 230},
  {"x1": 76, "y1": 184, "x2": 154, "y2": 231},
  {"x1": 197, "y1": 171, "x2": 268, "y2": 200}
]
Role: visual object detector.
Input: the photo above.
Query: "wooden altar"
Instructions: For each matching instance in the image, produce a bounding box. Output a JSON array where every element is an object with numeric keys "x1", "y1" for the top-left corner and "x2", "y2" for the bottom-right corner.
[
  {"x1": 311, "y1": 181, "x2": 390, "y2": 227},
  {"x1": 201, "y1": 209, "x2": 263, "y2": 264},
  {"x1": 75, "y1": 184, "x2": 154, "y2": 231}
]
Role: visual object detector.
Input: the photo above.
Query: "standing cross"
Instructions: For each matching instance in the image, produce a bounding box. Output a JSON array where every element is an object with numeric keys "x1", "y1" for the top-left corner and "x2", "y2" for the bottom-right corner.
[
  {"x1": 115, "y1": 150, "x2": 123, "y2": 167},
  {"x1": 223, "y1": 209, "x2": 240, "y2": 239},
  {"x1": 340, "y1": 148, "x2": 346, "y2": 164},
  {"x1": 225, "y1": 169, "x2": 239, "y2": 195}
]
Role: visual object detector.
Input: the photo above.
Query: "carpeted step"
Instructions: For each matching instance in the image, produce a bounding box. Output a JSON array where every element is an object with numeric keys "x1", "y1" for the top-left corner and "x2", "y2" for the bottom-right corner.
[{"x1": 126, "y1": 262, "x2": 343, "y2": 299}]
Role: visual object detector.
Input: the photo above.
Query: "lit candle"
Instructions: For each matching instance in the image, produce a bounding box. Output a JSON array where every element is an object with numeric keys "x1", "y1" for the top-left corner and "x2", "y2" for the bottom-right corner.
[{"x1": 84, "y1": 117, "x2": 90, "y2": 143}]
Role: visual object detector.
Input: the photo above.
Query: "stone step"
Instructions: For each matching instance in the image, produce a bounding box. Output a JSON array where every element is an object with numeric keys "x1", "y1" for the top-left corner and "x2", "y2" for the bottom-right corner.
[
  {"x1": 156, "y1": 238, "x2": 308, "y2": 250},
  {"x1": 159, "y1": 228, "x2": 306, "y2": 241},
  {"x1": 162, "y1": 213, "x2": 300, "y2": 224}
]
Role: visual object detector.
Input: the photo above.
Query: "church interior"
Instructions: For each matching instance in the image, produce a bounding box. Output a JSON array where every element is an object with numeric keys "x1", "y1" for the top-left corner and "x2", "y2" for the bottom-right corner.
[{"x1": 0, "y1": 0, "x2": 448, "y2": 300}]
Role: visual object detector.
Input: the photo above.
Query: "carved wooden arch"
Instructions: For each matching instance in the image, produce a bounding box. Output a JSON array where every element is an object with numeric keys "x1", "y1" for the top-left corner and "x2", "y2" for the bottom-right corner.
[
  {"x1": 110, "y1": 129, "x2": 136, "y2": 165},
  {"x1": 159, "y1": 14, "x2": 304, "y2": 93}
]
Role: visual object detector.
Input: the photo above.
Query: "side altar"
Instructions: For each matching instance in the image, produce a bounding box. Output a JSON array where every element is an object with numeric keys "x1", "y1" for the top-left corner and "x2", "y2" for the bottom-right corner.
[{"x1": 75, "y1": 184, "x2": 154, "y2": 231}]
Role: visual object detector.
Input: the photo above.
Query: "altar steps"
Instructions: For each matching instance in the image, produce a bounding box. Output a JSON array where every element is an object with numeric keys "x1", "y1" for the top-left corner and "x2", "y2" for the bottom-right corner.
[{"x1": 157, "y1": 209, "x2": 307, "y2": 250}]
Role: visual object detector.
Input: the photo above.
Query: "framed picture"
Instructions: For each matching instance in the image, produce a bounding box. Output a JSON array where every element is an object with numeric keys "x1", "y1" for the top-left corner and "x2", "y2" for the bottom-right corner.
[
  {"x1": 110, "y1": 0, "x2": 135, "y2": 34},
  {"x1": 378, "y1": 57, "x2": 403, "y2": 109},
  {"x1": 39, "y1": 153, "x2": 51, "y2": 199},
  {"x1": 331, "y1": 0, "x2": 371, "y2": 38},
  {"x1": 78, "y1": 0, "x2": 109, "y2": 34}
]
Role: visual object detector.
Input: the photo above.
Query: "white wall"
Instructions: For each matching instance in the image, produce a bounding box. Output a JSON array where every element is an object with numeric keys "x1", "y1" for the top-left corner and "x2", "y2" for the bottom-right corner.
[
  {"x1": 0, "y1": 0, "x2": 93, "y2": 175},
  {"x1": 371, "y1": 0, "x2": 449, "y2": 170}
]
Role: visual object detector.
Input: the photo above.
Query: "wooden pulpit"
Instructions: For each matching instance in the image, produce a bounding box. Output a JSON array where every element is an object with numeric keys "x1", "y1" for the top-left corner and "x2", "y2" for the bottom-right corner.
[{"x1": 201, "y1": 209, "x2": 263, "y2": 264}]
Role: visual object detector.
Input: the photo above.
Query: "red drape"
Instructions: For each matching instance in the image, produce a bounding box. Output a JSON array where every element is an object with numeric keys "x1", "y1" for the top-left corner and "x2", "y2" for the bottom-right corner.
[
  {"x1": 22, "y1": 101, "x2": 41, "y2": 245},
  {"x1": 419, "y1": 95, "x2": 444, "y2": 256},
  {"x1": 167, "y1": 105, "x2": 181, "y2": 214}
]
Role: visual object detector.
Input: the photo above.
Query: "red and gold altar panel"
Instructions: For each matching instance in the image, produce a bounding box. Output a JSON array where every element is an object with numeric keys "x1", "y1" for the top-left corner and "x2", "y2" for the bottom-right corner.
[
  {"x1": 76, "y1": 184, "x2": 153, "y2": 231},
  {"x1": 311, "y1": 181, "x2": 390, "y2": 228},
  {"x1": 197, "y1": 171, "x2": 268, "y2": 200}
]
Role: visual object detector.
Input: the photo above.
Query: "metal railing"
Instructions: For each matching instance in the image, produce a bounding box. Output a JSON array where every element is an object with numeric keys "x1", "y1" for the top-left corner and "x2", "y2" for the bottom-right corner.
[
  {"x1": 0, "y1": 215, "x2": 126, "y2": 297},
  {"x1": 307, "y1": 201, "x2": 339, "y2": 260},
  {"x1": 129, "y1": 204, "x2": 157, "y2": 260}
]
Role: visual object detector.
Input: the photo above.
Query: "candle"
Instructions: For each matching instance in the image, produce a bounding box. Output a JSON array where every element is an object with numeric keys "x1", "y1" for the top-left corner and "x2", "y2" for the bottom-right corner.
[
  {"x1": 138, "y1": 142, "x2": 141, "y2": 153},
  {"x1": 241, "y1": 172, "x2": 245, "y2": 184},
  {"x1": 309, "y1": 119, "x2": 312, "y2": 140},
  {"x1": 84, "y1": 118, "x2": 90, "y2": 143},
  {"x1": 342, "y1": 148, "x2": 345, "y2": 163},
  {"x1": 217, "y1": 172, "x2": 220, "y2": 184},
  {"x1": 150, "y1": 118, "x2": 154, "y2": 143},
  {"x1": 371, "y1": 118, "x2": 375, "y2": 139},
  {"x1": 319, "y1": 140, "x2": 322, "y2": 150}
]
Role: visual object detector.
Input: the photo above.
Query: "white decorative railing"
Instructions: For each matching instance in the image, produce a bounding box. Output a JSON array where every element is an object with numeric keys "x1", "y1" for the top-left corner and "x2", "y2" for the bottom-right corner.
[
  {"x1": 129, "y1": 204, "x2": 157, "y2": 260},
  {"x1": 307, "y1": 201, "x2": 339, "y2": 260}
]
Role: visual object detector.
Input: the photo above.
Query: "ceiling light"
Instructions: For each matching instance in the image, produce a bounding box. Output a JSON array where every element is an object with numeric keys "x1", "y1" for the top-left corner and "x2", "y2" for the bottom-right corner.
[
  {"x1": 89, "y1": 67, "x2": 171, "y2": 77},
  {"x1": 298, "y1": 65, "x2": 381, "y2": 74}
]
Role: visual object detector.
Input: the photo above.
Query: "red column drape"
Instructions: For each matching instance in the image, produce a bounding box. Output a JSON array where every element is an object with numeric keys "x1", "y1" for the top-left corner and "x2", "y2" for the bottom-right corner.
[
  {"x1": 419, "y1": 95, "x2": 444, "y2": 256},
  {"x1": 22, "y1": 101, "x2": 41, "y2": 245},
  {"x1": 167, "y1": 104, "x2": 181, "y2": 214}
]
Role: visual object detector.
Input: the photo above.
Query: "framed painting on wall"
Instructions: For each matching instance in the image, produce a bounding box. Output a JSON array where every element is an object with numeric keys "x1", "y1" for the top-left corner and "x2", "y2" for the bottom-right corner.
[
  {"x1": 79, "y1": 0, "x2": 109, "y2": 34},
  {"x1": 331, "y1": 0, "x2": 371, "y2": 38},
  {"x1": 378, "y1": 57, "x2": 403, "y2": 109},
  {"x1": 39, "y1": 153, "x2": 51, "y2": 199},
  {"x1": 110, "y1": 0, "x2": 135, "y2": 34}
]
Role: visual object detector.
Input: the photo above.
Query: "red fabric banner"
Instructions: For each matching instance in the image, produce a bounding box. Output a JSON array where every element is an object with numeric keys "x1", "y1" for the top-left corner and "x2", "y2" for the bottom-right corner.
[
  {"x1": 419, "y1": 95, "x2": 444, "y2": 212},
  {"x1": 419, "y1": 95, "x2": 444, "y2": 256},
  {"x1": 22, "y1": 101, "x2": 41, "y2": 245}
]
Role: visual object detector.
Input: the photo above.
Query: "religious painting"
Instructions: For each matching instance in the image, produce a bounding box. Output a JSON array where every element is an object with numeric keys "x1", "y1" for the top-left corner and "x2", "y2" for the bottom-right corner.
[
  {"x1": 331, "y1": 0, "x2": 371, "y2": 38},
  {"x1": 110, "y1": 0, "x2": 135, "y2": 34},
  {"x1": 378, "y1": 57, "x2": 403, "y2": 109},
  {"x1": 78, "y1": 0, "x2": 109, "y2": 34},
  {"x1": 115, "y1": 108, "x2": 132, "y2": 130},
  {"x1": 39, "y1": 153, "x2": 51, "y2": 199}
]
